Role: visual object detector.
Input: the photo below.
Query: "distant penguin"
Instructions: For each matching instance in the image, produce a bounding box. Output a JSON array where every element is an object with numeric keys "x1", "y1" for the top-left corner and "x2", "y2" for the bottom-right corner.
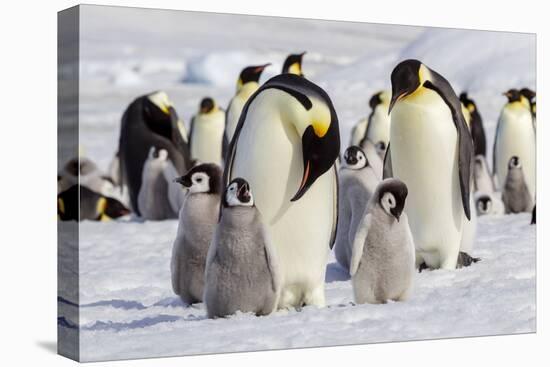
[
  {"x1": 502, "y1": 156, "x2": 534, "y2": 214},
  {"x1": 473, "y1": 155, "x2": 495, "y2": 194},
  {"x1": 334, "y1": 146, "x2": 379, "y2": 272},
  {"x1": 204, "y1": 178, "x2": 281, "y2": 318},
  {"x1": 475, "y1": 192, "x2": 504, "y2": 216},
  {"x1": 224, "y1": 64, "x2": 270, "y2": 146},
  {"x1": 224, "y1": 73, "x2": 340, "y2": 308},
  {"x1": 493, "y1": 89, "x2": 535, "y2": 200},
  {"x1": 349, "y1": 117, "x2": 369, "y2": 147},
  {"x1": 519, "y1": 88, "x2": 536, "y2": 118},
  {"x1": 138, "y1": 147, "x2": 178, "y2": 220},
  {"x1": 189, "y1": 97, "x2": 225, "y2": 166},
  {"x1": 171, "y1": 163, "x2": 222, "y2": 305},
  {"x1": 459, "y1": 92, "x2": 486, "y2": 157},
  {"x1": 358, "y1": 139, "x2": 384, "y2": 179},
  {"x1": 350, "y1": 178, "x2": 414, "y2": 304},
  {"x1": 118, "y1": 91, "x2": 191, "y2": 215},
  {"x1": 282, "y1": 52, "x2": 306, "y2": 76},
  {"x1": 386, "y1": 59, "x2": 475, "y2": 270},
  {"x1": 361, "y1": 90, "x2": 391, "y2": 148},
  {"x1": 58, "y1": 185, "x2": 129, "y2": 221}
]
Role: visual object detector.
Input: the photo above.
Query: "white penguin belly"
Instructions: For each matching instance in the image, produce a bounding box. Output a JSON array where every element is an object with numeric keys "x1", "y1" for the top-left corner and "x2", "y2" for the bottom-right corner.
[
  {"x1": 366, "y1": 106, "x2": 391, "y2": 145},
  {"x1": 191, "y1": 113, "x2": 224, "y2": 165},
  {"x1": 231, "y1": 91, "x2": 334, "y2": 307},
  {"x1": 351, "y1": 118, "x2": 368, "y2": 146},
  {"x1": 225, "y1": 98, "x2": 244, "y2": 141},
  {"x1": 390, "y1": 89, "x2": 464, "y2": 269},
  {"x1": 495, "y1": 106, "x2": 536, "y2": 199}
]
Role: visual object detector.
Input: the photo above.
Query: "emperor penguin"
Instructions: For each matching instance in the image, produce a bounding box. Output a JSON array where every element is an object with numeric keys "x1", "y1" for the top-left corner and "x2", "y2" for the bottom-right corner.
[
  {"x1": 493, "y1": 89, "x2": 536, "y2": 199},
  {"x1": 118, "y1": 91, "x2": 191, "y2": 215},
  {"x1": 459, "y1": 92, "x2": 487, "y2": 157},
  {"x1": 519, "y1": 88, "x2": 536, "y2": 119},
  {"x1": 282, "y1": 52, "x2": 306, "y2": 76},
  {"x1": 137, "y1": 147, "x2": 178, "y2": 220},
  {"x1": 473, "y1": 154, "x2": 495, "y2": 194},
  {"x1": 475, "y1": 192, "x2": 505, "y2": 216},
  {"x1": 58, "y1": 185, "x2": 129, "y2": 222},
  {"x1": 224, "y1": 64, "x2": 270, "y2": 146},
  {"x1": 361, "y1": 90, "x2": 392, "y2": 148},
  {"x1": 386, "y1": 59, "x2": 475, "y2": 270},
  {"x1": 502, "y1": 156, "x2": 534, "y2": 214},
  {"x1": 349, "y1": 116, "x2": 369, "y2": 147},
  {"x1": 204, "y1": 178, "x2": 281, "y2": 318},
  {"x1": 224, "y1": 73, "x2": 340, "y2": 308},
  {"x1": 334, "y1": 146, "x2": 380, "y2": 272},
  {"x1": 350, "y1": 178, "x2": 415, "y2": 304},
  {"x1": 188, "y1": 97, "x2": 225, "y2": 166},
  {"x1": 170, "y1": 163, "x2": 222, "y2": 305},
  {"x1": 58, "y1": 156, "x2": 114, "y2": 195}
]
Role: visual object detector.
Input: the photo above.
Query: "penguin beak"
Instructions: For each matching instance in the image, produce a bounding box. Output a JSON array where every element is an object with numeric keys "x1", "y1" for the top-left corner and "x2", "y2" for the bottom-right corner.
[
  {"x1": 388, "y1": 91, "x2": 407, "y2": 114},
  {"x1": 254, "y1": 63, "x2": 271, "y2": 73},
  {"x1": 174, "y1": 176, "x2": 191, "y2": 188},
  {"x1": 390, "y1": 207, "x2": 403, "y2": 222},
  {"x1": 237, "y1": 183, "x2": 251, "y2": 203}
]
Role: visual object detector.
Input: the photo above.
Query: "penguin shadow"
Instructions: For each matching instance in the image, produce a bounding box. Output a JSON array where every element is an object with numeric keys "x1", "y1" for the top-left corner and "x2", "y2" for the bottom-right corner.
[
  {"x1": 325, "y1": 262, "x2": 351, "y2": 283},
  {"x1": 35, "y1": 340, "x2": 57, "y2": 354}
]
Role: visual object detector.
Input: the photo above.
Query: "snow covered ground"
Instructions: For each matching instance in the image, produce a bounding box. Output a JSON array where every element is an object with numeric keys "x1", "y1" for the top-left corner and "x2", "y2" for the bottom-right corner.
[{"x1": 59, "y1": 4, "x2": 536, "y2": 362}]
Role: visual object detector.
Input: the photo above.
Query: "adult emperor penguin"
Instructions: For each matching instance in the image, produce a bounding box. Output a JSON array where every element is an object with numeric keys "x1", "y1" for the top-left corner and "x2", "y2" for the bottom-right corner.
[
  {"x1": 58, "y1": 185, "x2": 129, "y2": 221},
  {"x1": 502, "y1": 156, "x2": 534, "y2": 214},
  {"x1": 224, "y1": 64, "x2": 270, "y2": 147},
  {"x1": 171, "y1": 163, "x2": 222, "y2": 305},
  {"x1": 224, "y1": 73, "x2": 340, "y2": 308},
  {"x1": 493, "y1": 89, "x2": 536, "y2": 199},
  {"x1": 334, "y1": 146, "x2": 379, "y2": 272},
  {"x1": 204, "y1": 178, "x2": 281, "y2": 318},
  {"x1": 118, "y1": 91, "x2": 191, "y2": 215},
  {"x1": 386, "y1": 59, "x2": 475, "y2": 270},
  {"x1": 361, "y1": 90, "x2": 391, "y2": 148},
  {"x1": 189, "y1": 97, "x2": 225, "y2": 165},
  {"x1": 282, "y1": 52, "x2": 306, "y2": 76},
  {"x1": 520, "y1": 88, "x2": 536, "y2": 118},
  {"x1": 459, "y1": 92, "x2": 487, "y2": 157},
  {"x1": 349, "y1": 116, "x2": 369, "y2": 147}
]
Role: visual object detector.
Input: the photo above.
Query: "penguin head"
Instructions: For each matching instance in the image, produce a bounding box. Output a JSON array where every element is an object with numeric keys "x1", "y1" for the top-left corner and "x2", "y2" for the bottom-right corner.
[
  {"x1": 282, "y1": 52, "x2": 306, "y2": 76},
  {"x1": 343, "y1": 146, "x2": 368, "y2": 170},
  {"x1": 508, "y1": 155, "x2": 521, "y2": 170},
  {"x1": 223, "y1": 178, "x2": 254, "y2": 207},
  {"x1": 503, "y1": 89, "x2": 522, "y2": 103},
  {"x1": 237, "y1": 64, "x2": 270, "y2": 91},
  {"x1": 389, "y1": 59, "x2": 427, "y2": 113},
  {"x1": 148, "y1": 147, "x2": 168, "y2": 161},
  {"x1": 519, "y1": 88, "x2": 536, "y2": 103},
  {"x1": 369, "y1": 90, "x2": 390, "y2": 110},
  {"x1": 174, "y1": 163, "x2": 222, "y2": 195},
  {"x1": 199, "y1": 97, "x2": 217, "y2": 114},
  {"x1": 459, "y1": 92, "x2": 478, "y2": 114},
  {"x1": 377, "y1": 178, "x2": 408, "y2": 222},
  {"x1": 476, "y1": 195, "x2": 493, "y2": 215},
  {"x1": 144, "y1": 91, "x2": 179, "y2": 139},
  {"x1": 97, "y1": 196, "x2": 130, "y2": 221},
  {"x1": 375, "y1": 141, "x2": 387, "y2": 157},
  {"x1": 64, "y1": 157, "x2": 98, "y2": 177}
]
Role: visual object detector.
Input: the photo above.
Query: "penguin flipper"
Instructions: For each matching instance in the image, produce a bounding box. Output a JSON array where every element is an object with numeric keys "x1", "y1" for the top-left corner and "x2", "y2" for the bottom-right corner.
[
  {"x1": 350, "y1": 213, "x2": 371, "y2": 276},
  {"x1": 188, "y1": 116, "x2": 195, "y2": 153},
  {"x1": 329, "y1": 165, "x2": 339, "y2": 250},
  {"x1": 383, "y1": 143, "x2": 393, "y2": 179},
  {"x1": 262, "y1": 227, "x2": 282, "y2": 294}
]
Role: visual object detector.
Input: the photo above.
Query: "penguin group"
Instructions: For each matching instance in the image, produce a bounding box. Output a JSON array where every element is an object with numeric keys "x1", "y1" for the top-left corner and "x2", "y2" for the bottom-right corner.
[{"x1": 65, "y1": 50, "x2": 536, "y2": 317}]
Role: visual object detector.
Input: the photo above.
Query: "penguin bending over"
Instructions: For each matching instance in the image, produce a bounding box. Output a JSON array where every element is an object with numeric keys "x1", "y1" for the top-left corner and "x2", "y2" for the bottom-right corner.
[
  {"x1": 386, "y1": 59, "x2": 475, "y2": 270},
  {"x1": 459, "y1": 92, "x2": 487, "y2": 157},
  {"x1": 502, "y1": 156, "x2": 534, "y2": 214},
  {"x1": 171, "y1": 163, "x2": 222, "y2": 305},
  {"x1": 350, "y1": 178, "x2": 415, "y2": 304},
  {"x1": 58, "y1": 185, "x2": 129, "y2": 221},
  {"x1": 224, "y1": 73, "x2": 340, "y2": 308},
  {"x1": 282, "y1": 52, "x2": 306, "y2": 76},
  {"x1": 189, "y1": 97, "x2": 225, "y2": 166},
  {"x1": 204, "y1": 178, "x2": 281, "y2": 318},
  {"x1": 334, "y1": 146, "x2": 379, "y2": 272}
]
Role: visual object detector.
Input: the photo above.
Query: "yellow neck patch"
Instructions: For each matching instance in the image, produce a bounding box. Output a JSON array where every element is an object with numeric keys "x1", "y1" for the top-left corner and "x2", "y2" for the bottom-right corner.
[
  {"x1": 288, "y1": 62, "x2": 302, "y2": 75},
  {"x1": 312, "y1": 119, "x2": 329, "y2": 138},
  {"x1": 96, "y1": 197, "x2": 107, "y2": 216},
  {"x1": 58, "y1": 198, "x2": 65, "y2": 214}
]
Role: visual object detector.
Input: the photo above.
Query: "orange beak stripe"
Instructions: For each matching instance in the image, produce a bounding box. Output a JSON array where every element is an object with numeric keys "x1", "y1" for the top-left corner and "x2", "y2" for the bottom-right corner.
[{"x1": 297, "y1": 160, "x2": 311, "y2": 193}]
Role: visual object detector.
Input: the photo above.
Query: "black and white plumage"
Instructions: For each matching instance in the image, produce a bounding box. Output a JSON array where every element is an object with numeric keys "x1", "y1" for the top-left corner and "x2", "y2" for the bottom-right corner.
[
  {"x1": 57, "y1": 184, "x2": 129, "y2": 222},
  {"x1": 282, "y1": 52, "x2": 306, "y2": 76},
  {"x1": 459, "y1": 92, "x2": 487, "y2": 157},
  {"x1": 358, "y1": 139, "x2": 384, "y2": 179},
  {"x1": 170, "y1": 163, "x2": 222, "y2": 305},
  {"x1": 475, "y1": 192, "x2": 505, "y2": 216},
  {"x1": 350, "y1": 178, "x2": 415, "y2": 304},
  {"x1": 189, "y1": 97, "x2": 225, "y2": 165},
  {"x1": 204, "y1": 178, "x2": 281, "y2": 318},
  {"x1": 361, "y1": 90, "x2": 391, "y2": 149},
  {"x1": 334, "y1": 146, "x2": 379, "y2": 272},
  {"x1": 502, "y1": 156, "x2": 534, "y2": 214}
]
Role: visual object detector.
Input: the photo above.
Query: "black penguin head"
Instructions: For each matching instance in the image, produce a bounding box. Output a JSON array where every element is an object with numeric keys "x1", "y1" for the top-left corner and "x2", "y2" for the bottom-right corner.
[
  {"x1": 223, "y1": 178, "x2": 254, "y2": 207},
  {"x1": 369, "y1": 91, "x2": 383, "y2": 110},
  {"x1": 144, "y1": 91, "x2": 179, "y2": 140},
  {"x1": 503, "y1": 89, "x2": 522, "y2": 103},
  {"x1": 378, "y1": 178, "x2": 408, "y2": 222},
  {"x1": 237, "y1": 64, "x2": 270, "y2": 91},
  {"x1": 199, "y1": 97, "x2": 216, "y2": 114},
  {"x1": 174, "y1": 163, "x2": 222, "y2": 195},
  {"x1": 343, "y1": 146, "x2": 368, "y2": 170},
  {"x1": 389, "y1": 59, "x2": 423, "y2": 113},
  {"x1": 282, "y1": 52, "x2": 306, "y2": 76},
  {"x1": 459, "y1": 92, "x2": 477, "y2": 113},
  {"x1": 476, "y1": 194, "x2": 492, "y2": 215},
  {"x1": 519, "y1": 88, "x2": 536, "y2": 102},
  {"x1": 508, "y1": 155, "x2": 521, "y2": 169}
]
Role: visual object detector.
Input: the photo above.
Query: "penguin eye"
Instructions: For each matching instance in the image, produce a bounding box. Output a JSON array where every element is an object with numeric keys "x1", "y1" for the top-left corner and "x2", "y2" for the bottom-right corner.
[{"x1": 196, "y1": 177, "x2": 203, "y2": 183}]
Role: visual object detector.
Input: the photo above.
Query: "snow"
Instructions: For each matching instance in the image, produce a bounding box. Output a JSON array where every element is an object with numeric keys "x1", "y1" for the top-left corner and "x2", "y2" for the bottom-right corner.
[{"x1": 59, "y1": 4, "x2": 536, "y2": 362}]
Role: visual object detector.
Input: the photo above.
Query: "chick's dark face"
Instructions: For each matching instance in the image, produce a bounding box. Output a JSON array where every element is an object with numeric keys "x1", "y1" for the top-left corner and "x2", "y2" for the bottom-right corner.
[{"x1": 389, "y1": 59, "x2": 422, "y2": 113}]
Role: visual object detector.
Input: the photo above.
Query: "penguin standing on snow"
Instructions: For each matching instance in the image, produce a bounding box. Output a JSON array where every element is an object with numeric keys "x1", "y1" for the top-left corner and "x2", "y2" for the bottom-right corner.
[
  {"x1": 224, "y1": 64, "x2": 270, "y2": 147},
  {"x1": 493, "y1": 89, "x2": 536, "y2": 199},
  {"x1": 385, "y1": 59, "x2": 476, "y2": 270},
  {"x1": 224, "y1": 73, "x2": 340, "y2": 308},
  {"x1": 334, "y1": 146, "x2": 379, "y2": 272},
  {"x1": 459, "y1": 92, "x2": 486, "y2": 157},
  {"x1": 475, "y1": 192, "x2": 505, "y2": 216},
  {"x1": 204, "y1": 178, "x2": 281, "y2": 318},
  {"x1": 502, "y1": 156, "x2": 534, "y2": 214},
  {"x1": 361, "y1": 90, "x2": 392, "y2": 149},
  {"x1": 58, "y1": 185, "x2": 129, "y2": 221},
  {"x1": 189, "y1": 97, "x2": 225, "y2": 165},
  {"x1": 350, "y1": 178, "x2": 415, "y2": 304},
  {"x1": 171, "y1": 163, "x2": 222, "y2": 305},
  {"x1": 118, "y1": 91, "x2": 191, "y2": 215},
  {"x1": 282, "y1": 52, "x2": 306, "y2": 76}
]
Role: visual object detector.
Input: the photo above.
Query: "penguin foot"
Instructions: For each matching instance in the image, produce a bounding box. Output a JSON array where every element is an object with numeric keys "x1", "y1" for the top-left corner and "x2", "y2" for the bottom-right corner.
[
  {"x1": 456, "y1": 251, "x2": 481, "y2": 269},
  {"x1": 418, "y1": 262, "x2": 430, "y2": 273}
]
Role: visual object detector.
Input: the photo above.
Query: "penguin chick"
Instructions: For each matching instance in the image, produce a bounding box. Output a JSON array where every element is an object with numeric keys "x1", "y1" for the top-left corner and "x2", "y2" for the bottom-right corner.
[
  {"x1": 473, "y1": 155, "x2": 495, "y2": 194},
  {"x1": 350, "y1": 178, "x2": 415, "y2": 304},
  {"x1": 358, "y1": 139, "x2": 384, "y2": 179},
  {"x1": 138, "y1": 147, "x2": 178, "y2": 220},
  {"x1": 58, "y1": 185, "x2": 129, "y2": 221},
  {"x1": 170, "y1": 163, "x2": 222, "y2": 305},
  {"x1": 475, "y1": 192, "x2": 505, "y2": 216},
  {"x1": 204, "y1": 178, "x2": 281, "y2": 318},
  {"x1": 502, "y1": 156, "x2": 534, "y2": 214},
  {"x1": 335, "y1": 146, "x2": 380, "y2": 272}
]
